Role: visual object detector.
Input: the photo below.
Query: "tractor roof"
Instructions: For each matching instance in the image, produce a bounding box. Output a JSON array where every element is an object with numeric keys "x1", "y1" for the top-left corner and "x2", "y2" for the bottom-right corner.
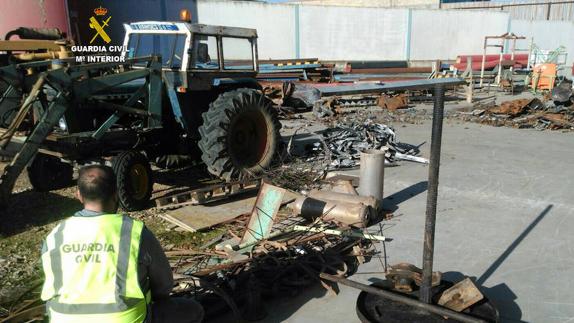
[{"x1": 125, "y1": 21, "x2": 257, "y2": 38}]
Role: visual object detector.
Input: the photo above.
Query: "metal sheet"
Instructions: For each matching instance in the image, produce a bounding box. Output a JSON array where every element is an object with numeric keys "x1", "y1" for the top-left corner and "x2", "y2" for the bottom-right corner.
[{"x1": 240, "y1": 183, "x2": 286, "y2": 245}]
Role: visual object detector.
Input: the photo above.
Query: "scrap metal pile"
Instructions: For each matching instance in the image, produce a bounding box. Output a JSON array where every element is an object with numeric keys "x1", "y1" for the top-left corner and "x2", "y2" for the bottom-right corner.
[
  {"x1": 306, "y1": 120, "x2": 427, "y2": 169},
  {"x1": 169, "y1": 226, "x2": 376, "y2": 321},
  {"x1": 169, "y1": 216, "x2": 382, "y2": 321},
  {"x1": 161, "y1": 183, "x2": 383, "y2": 322},
  {"x1": 459, "y1": 81, "x2": 574, "y2": 130},
  {"x1": 459, "y1": 97, "x2": 574, "y2": 130}
]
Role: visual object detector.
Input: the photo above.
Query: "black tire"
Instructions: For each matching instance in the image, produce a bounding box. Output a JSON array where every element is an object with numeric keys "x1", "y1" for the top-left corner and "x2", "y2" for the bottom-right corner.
[
  {"x1": 112, "y1": 151, "x2": 153, "y2": 211},
  {"x1": 198, "y1": 88, "x2": 281, "y2": 181},
  {"x1": 27, "y1": 154, "x2": 73, "y2": 192}
]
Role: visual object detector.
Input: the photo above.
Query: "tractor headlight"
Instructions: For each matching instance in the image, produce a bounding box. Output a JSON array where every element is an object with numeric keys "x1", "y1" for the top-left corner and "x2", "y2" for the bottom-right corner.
[{"x1": 58, "y1": 118, "x2": 68, "y2": 132}]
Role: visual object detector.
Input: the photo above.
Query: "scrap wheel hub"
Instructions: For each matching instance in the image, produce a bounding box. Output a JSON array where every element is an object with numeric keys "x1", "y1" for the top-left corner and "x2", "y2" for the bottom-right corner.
[
  {"x1": 229, "y1": 110, "x2": 269, "y2": 169},
  {"x1": 112, "y1": 151, "x2": 153, "y2": 211},
  {"x1": 129, "y1": 164, "x2": 150, "y2": 200}
]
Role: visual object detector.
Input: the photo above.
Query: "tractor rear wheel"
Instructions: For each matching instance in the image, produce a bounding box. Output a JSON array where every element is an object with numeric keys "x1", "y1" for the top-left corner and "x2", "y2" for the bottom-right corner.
[
  {"x1": 112, "y1": 151, "x2": 153, "y2": 211},
  {"x1": 198, "y1": 88, "x2": 281, "y2": 181},
  {"x1": 27, "y1": 154, "x2": 74, "y2": 192}
]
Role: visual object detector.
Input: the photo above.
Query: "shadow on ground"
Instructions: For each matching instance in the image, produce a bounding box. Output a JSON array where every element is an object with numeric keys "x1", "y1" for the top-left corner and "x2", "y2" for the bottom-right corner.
[
  {"x1": 360, "y1": 204, "x2": 554, "y2": 322},
  {"x1": 206, "y1": 283, "x2": 329, "y2": 323},
  {"x1": 0, "y1": 190, "x2": 80, "y2": 237},
  {"x1": 153, "y1": 164, "x2": 214, "y2": 189},
  {"x1": 382, "y1": 181, "x2": 428, "y2": 214}
]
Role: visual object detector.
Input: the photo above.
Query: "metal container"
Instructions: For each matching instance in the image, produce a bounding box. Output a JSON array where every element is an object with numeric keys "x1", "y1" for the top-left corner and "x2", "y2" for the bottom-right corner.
[
  {"x1": 292, "y1": 196, "x2": 370, "y2": 228},
  {"x1": 330, "y1": 179, "x2": 358, "y2": 195},
  {"x1": 308, "y1": 190, "x2": 380, "y2": 211},
  {"x1": 358, "y1": 149, "x2": 386, "y2": 200}
]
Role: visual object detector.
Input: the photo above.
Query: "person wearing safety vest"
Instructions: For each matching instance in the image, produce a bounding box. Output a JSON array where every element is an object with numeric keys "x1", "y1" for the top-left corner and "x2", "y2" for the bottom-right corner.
[{"x1": 41, "y1": 165, "x2": 204, "y2": 322}]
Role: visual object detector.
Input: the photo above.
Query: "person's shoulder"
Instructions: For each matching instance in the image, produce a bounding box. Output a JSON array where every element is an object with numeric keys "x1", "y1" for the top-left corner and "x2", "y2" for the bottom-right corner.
[
  {"x1": 44, "y1": 217, "x2": 72, "y2": 239},
  {"x1": 119, "y1": 214, "x2": 145, "y2": 227}
]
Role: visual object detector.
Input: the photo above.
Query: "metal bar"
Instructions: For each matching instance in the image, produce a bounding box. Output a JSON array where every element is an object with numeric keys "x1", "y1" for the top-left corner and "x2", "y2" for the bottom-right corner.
[
  {"x1": 319, "y1": 78, "x2": 465, "y2": 97},
  {"x1": 0, "y1": 84, "x2": 15, "y2": 105},
  {"x1": 91, "y1": 112, "x2": 124, "y2": 140},
  {"x1": 420, "y1": 85, "x2": 445, "y2": 304},
  {"x1": 147, "y1": 60, "x2": 162, "y2": 127},
  {"x1": 0, "y1": 92, "x2": 69, "y2": 207},
  {"x1": 90, "y1": 81, "x2": 150, "y2": 139},
  {"x1": 259, "y1": 63, "x2": 321, "y2": 71},
  {"x1": 230, "y1": 227, "x2": 294, "y2": 251},
  {"x1": 94, "y1": 101, "x2": 156, "y2": 117},
  {"x1": 319, "y1": 273, "x2": 487, "y2": 323},
  {"x1": 73, "y1": 69, "x2": 150, "y2": 101},
  {"x1": 292, "y1": 225, "x2": 388, "y2": 241},
  {"x1": 163, "y1": 74, "x2": 187, "y2": 129},
  {"x1": 0, "y1": 74, "x2": 46, "y2": 149},
  {"x1": 480, "y1": 39, "x2": 487, "y2": 87}
]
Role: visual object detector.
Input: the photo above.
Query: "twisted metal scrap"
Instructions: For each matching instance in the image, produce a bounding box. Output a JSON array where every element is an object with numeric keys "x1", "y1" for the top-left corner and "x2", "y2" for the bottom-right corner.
[{"x1": 310, "y1": 120, "x2": 421, "y2": 168}]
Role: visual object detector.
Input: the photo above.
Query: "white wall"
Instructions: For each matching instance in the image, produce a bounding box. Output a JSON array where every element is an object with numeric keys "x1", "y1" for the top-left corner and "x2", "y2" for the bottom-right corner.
[
  {"x1": 196, "y1": 0, "x2": 574, "y2": 67},
  {"x1": 197, "y1": 1, "x2": 297, "y2": 60},
  {"x1": 511, "y1": 20, "x2": 574, "y2": 66},
  {"x1": 410, "y1": 10, "x2": 509, "y2": 60},
  {"x1": 299, "y1": 6, "x2": 408, "y2": 60}
]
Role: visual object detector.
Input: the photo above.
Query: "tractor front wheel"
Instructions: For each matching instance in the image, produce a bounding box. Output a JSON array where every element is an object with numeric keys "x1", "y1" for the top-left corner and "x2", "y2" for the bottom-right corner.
[
  {"x1": 198, "y1": 89, "x2": 281, "y2": 181},
  {"x1": 112, "y1": 151, "x2": 153, "y2": 211}
]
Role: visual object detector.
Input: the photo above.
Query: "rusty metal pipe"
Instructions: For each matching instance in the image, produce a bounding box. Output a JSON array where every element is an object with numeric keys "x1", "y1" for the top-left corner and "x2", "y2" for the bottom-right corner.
[
  {"x1": 292, "y1": 196, "x2": 369, "y2": 227},
  {"x1": 358, "y1": 149, "x2": 386, "y2": 200},
  {"x1": 308, "y1": 190, "x2": 379, "y2": 210},
  {"x1": 420, "y1": 85, "x2": 445, "y2": 304}
]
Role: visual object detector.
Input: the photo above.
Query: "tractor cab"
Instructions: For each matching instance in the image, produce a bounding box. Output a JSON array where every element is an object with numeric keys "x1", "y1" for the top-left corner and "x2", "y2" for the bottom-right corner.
[{"x1": 122, "y1": 21, "x2": 259, "y2": 74}]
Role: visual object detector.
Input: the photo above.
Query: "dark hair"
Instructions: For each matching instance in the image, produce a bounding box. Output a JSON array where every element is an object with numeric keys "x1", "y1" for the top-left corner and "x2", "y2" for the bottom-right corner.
[{"x1": 77, "y1": 165, "x2": 117, "y2": 203}]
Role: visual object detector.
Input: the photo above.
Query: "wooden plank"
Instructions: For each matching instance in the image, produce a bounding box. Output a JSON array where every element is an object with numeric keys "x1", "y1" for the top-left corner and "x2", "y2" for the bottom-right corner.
[
  {"x1": 438, "y1": 278, "x2": 484, "y2": 312},
  {"x1": 240, "y1": 183, "x2": 286, "y2": 245},
  {"x1": 160, "y1": 195, "x2": 258, "y2": 232}
]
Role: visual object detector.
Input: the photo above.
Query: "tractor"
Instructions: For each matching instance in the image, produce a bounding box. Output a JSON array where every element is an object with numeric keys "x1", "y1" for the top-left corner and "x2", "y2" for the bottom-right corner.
[{"x1": 0, "y1": 20, "x2": 281, "y2": 210}]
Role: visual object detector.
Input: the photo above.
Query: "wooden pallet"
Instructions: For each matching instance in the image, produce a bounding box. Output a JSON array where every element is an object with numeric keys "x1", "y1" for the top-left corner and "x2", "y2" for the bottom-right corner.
[{"x1": 155, "y1": 179, "x2": 261, "y2": 210}]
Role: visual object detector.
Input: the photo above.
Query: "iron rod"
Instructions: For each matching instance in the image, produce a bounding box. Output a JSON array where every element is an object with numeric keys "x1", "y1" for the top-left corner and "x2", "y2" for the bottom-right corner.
[
  {"x1": 420, "y1": 85, "x2": 445, "y2": 304},
  {"x1": 320, "y1": 273, "x2": 487, "y2": 323}
]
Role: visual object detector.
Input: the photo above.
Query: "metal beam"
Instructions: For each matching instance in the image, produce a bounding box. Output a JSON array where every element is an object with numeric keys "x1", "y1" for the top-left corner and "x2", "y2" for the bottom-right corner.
[{"x1": 318, "y1": 78, "x2": 465, "y2": 97}]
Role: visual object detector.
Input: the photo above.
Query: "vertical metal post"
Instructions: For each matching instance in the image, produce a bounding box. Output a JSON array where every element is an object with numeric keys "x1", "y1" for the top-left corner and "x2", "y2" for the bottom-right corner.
[
  {"x1": 419, "y1": 85, "x2": 445, "y2": 304},
  {"x1": 527, "y1": 37, "x2": 533, "y2": 71},
  {"x1": 294, "y1": 4, "x2": 301, "y2": 59},
  {"x1": 479, "y1": 38, "x2": 487, "y2": 87}
]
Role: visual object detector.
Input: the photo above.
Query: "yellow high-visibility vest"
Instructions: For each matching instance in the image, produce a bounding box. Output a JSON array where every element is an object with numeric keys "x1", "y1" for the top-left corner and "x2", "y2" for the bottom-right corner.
[{"x1": 41, "y1": 214, "x2": 150, "y2": 323}]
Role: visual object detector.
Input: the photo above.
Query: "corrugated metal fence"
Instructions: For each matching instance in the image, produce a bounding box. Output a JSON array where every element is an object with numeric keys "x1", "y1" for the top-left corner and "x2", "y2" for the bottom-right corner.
[{"x1": 442, "y1": 0, "x2": 574, "y2": 21}]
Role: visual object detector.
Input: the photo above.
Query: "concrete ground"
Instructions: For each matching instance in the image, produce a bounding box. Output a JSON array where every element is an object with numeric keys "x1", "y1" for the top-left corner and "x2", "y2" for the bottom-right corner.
[{"x1": 262, "y1": 118, "x2": 574, "y2": 322}]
